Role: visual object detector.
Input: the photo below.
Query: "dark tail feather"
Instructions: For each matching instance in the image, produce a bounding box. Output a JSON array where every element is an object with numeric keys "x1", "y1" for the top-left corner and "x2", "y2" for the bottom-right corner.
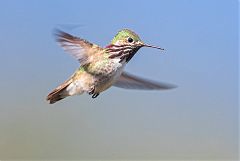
[{"x1": 46, "y1": 79, "x2": 72, "y2": 104}]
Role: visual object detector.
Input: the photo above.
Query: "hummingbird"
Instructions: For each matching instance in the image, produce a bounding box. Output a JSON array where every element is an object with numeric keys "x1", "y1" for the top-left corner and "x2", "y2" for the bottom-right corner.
[{"x1": 46, "y1": 29, "x2": 175, "y2": 104}]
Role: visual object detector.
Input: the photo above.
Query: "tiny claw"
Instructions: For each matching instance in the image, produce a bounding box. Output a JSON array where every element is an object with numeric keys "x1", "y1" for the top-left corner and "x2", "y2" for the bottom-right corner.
[
  {"x1": 88, "y1": 87, "x2": 95, "y2": 95},
  {"x1": 92, "y1": 93, "x2": 99, "y2": 98}
]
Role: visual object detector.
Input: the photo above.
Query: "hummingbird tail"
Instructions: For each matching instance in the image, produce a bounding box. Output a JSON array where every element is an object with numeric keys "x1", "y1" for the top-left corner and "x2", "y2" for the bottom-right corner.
[{"x1": 46, "y1": 79, "x2": 73, "y2": 104}]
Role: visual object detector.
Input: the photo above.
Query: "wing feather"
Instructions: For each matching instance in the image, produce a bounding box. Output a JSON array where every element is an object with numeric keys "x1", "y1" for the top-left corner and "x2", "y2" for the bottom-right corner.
[
  {"x1": 114, "y1": 72, "x2": 177, "y2": 90},
  {"x1": 54, "y1": 29, "x2": 101, "y2": 65}
]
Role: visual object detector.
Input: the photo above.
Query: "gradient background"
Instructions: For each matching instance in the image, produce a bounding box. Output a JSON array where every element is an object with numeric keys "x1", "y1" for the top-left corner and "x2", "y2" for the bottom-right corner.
[{"x1": 0, "y1": 0, "x2": 238, "y2": 160}]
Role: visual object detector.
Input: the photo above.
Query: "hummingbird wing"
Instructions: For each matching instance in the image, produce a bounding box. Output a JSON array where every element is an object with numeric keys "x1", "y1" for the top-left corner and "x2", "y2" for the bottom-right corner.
[
  {"x1": 55, "y1": 29, "x2": 101, "y2": 65},
  {"x1": 113, "y1": 72, "x2": 176, "y2": 90}
]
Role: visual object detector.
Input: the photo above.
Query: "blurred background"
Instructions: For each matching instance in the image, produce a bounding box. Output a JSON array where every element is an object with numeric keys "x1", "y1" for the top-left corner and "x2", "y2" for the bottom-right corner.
[{"x1": 0, "y1": 0, "x2": 238, "y2": 160}]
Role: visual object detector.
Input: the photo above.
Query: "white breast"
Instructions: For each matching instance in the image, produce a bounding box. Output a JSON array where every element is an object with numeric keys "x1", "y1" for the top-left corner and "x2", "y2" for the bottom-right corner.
[{"x1": 112, "y1": 58, "x2": 126, "y2": 80}]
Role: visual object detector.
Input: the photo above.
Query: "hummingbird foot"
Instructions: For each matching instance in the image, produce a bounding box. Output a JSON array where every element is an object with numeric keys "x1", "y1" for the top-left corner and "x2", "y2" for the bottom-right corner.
[
  {"x1": 88, "y1": 87, "x2": 95, "y2": 95},
  {"x1": 92, "y1": 93, "x2": 99, "y2": 98},
  {"x1": 88, "y1": 86, "x2": 99, "y2": 98}
]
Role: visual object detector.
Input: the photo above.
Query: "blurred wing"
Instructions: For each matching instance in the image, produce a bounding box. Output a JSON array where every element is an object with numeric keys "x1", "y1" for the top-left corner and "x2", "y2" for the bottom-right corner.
[
  {"x1": 114, "y1": 72, "x2": 177, "y2": 90},
  {"x1": 55, "y1": 29, "x2": 100, "y2": 65}
]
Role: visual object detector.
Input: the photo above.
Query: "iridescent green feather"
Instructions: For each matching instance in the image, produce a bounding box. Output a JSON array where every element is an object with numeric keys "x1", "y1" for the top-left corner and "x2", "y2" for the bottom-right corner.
[{"x1": 111, "y1": 29, "x2": 142, "y2": 44}]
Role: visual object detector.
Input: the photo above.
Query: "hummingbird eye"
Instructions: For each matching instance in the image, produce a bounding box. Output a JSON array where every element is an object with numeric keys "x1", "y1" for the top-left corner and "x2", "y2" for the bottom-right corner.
[{"x1": 127, "y1": 37, "x2": 134, "y2": 43}]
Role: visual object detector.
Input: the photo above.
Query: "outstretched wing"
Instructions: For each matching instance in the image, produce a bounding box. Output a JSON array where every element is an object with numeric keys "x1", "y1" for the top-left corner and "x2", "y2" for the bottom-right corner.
[
  {"x1": 54, "y1": 29, "x2": 101, "y2": 65},
  {"x1": 113, "y1": 72, "x2": 177, "y2": 90}
]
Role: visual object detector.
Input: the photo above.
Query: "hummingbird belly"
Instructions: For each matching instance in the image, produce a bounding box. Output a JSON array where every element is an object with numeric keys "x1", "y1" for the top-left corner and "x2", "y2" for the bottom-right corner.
[
  {"x1": 69, "y1": 58, "x2": 126, "y2": 95},
  {"x1": 93, "y1": 59, "x2": 126, "y2": 93}
]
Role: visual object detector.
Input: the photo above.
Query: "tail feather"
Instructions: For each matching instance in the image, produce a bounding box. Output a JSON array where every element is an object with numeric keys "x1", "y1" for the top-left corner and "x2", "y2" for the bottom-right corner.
[{"x1": 46, "y1": 79, "x2": 72, "y2": 104}]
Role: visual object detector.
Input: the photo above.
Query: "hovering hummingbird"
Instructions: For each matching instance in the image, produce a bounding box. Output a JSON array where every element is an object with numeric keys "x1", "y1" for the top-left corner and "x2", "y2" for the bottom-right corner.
[{"x1": 47, "y1": 29, "x2": 175, "y2": 104}]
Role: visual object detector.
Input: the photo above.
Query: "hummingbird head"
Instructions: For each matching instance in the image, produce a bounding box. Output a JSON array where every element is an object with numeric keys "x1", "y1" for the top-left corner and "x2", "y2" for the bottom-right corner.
[
  {"x1": 107, "y1": 29, "x2": 164, "y2": 62},
  {"x1": 111, "y1": 29, "x2": 164, "y2": 50},
  {"x1": 111, "y1": 29, "x2": 143, "y2": 46}
]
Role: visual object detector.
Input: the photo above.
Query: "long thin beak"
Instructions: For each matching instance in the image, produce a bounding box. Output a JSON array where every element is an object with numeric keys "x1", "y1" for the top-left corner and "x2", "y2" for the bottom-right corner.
[{"x1": 143, "y1": 44, "x2": 165, "y2": 50}]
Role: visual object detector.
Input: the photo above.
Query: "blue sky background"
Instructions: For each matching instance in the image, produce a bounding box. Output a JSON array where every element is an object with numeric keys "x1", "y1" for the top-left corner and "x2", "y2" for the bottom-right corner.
[{"x1": 0, "y1": 0, "x2": 238, "y2": 160}]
